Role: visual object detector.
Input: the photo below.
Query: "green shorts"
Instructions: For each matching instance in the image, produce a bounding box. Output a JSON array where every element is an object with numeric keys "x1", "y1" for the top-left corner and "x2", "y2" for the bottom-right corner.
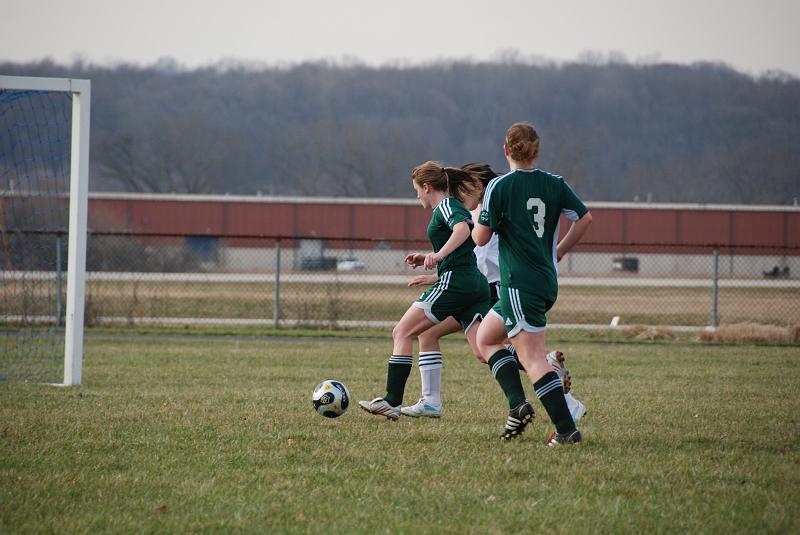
[
  {"x1": 488, "y1": 286, "x2": 555, "y2": 337},
  {"x1": 414, "y1": 269, "x2": 490, "y2": 333}
]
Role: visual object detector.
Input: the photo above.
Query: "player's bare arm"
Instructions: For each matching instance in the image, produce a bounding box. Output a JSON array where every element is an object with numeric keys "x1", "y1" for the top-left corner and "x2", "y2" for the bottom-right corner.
[
  {"x1": 408, "y1": 274, "x2": 438, "y2": 287},
  {"x1": 472, "y1": 221, "x2": 493, "y2": 247},
  {"x1": 424, "y1": 221, "x2": 470, "y2": 270},
  {"x1": 556, "y1": 212, "x2": 593, "y2": 262},
  {"x1": 404, "y1": 253, "x2": 426, "y2": 268}
]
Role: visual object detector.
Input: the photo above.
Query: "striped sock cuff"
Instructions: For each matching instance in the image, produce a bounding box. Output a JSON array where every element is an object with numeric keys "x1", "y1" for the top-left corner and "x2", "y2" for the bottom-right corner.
[
  {"x1": 489, "y1": 351, "x2": 518, "y2": 378},
  {"x1": 535, "y1": 377, "x2": 563, "y2": 398},
  {"x1": 389, "y1": 355, "x2": 413, "y2": 366},
  {"x1": 506, "y1": 344, "x2": 516, "y2": 355},
  {"x1": 418, "y1": 351, "x2": 443, "y2": 369},
  {"x1": 491, "y1": 356, "x2": 517, "y2": 377}
]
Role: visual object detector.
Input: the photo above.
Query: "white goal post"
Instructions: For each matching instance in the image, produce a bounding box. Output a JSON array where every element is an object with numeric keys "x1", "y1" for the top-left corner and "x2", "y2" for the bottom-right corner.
[{"x1": 0, "y1": 76, "x2": 90, "y2": 385}]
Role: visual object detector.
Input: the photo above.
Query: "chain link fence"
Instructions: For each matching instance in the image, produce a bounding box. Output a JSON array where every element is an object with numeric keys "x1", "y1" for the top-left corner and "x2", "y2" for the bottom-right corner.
[{"x1": 4, "y1": 231, "x2": 798, "y2": 331}]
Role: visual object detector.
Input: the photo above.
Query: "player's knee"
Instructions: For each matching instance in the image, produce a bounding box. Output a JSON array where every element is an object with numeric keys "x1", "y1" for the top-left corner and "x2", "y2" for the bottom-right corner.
[
  {"x1": 474, "y1": 340, "x2": 492, "y2": 363},
  {"x1": 475, "y1": 332, "x2": 493, "y2": 355},
  {"x1": 418, "y1": 330, "x2": 436, "y2": 347},
  {"x1": 391, "y1": 324, "x2": 402, "y2": 341},
  {"x1": 392, "y1": 324, "x2": 413, "y2": 343}
]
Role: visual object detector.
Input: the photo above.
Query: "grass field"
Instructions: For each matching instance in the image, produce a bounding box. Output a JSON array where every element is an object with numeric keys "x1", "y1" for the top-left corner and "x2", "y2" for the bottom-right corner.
[{"x1": 1, "y1": 335, "x2": 799, "y2": 534}]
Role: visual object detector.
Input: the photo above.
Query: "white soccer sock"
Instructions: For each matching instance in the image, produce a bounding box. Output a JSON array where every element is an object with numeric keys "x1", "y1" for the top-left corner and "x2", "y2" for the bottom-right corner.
[
  {"x1": 564, "y1": 392, "x2": 582, "y2": 418},
  {"x1": 418, "y1": 351, "x2": 443, "y2": 406}
]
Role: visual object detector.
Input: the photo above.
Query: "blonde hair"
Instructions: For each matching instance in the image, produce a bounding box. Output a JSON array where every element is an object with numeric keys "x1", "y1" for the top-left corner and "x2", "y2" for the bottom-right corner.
[
  {"x1": 412, "y1": 161, "x2": 482, "y2": 203},
  {"x1": 505, "y1": 122, "x2": 540, "y2": 162}
]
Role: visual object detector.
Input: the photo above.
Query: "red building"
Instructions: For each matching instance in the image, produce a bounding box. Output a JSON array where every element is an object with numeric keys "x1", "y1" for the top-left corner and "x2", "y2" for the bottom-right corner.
[{"x1": 86, "y1": 193, "x2": 800, "y2": 256}]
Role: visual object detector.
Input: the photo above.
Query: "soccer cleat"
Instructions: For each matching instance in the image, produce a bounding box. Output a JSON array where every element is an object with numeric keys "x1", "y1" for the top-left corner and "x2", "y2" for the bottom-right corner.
[
  {"x1": 500, "y1": 400, "x2": 535, "y2": 440},
  {"x1": 546, "y1": 350, "x2": 572, "y2": 393},
  {"x1": 545, "y1": 428, "x2": 582, "y2": 447},
  {"x1": 400, "y1": 398, "x2": 443, "y2": 418},
  {"x1": 359, "y1": 398, "x2": 401, "y2": 421}
]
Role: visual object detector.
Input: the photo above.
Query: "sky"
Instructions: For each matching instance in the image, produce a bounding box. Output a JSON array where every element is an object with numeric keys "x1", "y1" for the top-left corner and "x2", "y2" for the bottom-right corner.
[{"x1": 2, "y1": 0, "x2": 799, "y2": 77}]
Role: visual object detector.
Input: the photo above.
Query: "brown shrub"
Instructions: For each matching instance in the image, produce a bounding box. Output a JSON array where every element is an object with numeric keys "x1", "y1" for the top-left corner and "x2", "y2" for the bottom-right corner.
[
  {"x1": 699, "y1": 323, "x2": 799, "y2": 344},
  {"x1": 634, "y1": 326, "x2": 675, "y2": 341},
  {"x1": 789, "y1": 324, "x2": 800, "y2": 344},
  {"x1": 620, "y1": 325, "x2": 648, "y2": 338}
]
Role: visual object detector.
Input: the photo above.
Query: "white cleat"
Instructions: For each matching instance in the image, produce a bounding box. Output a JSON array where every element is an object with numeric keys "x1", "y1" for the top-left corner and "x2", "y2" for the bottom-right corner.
[
  {"x1": 400, "y1": 398, "x2": 443, "y2": 418},
  {"x1": 358, "y1": 397, "x2": 400, "y2": 420},
  {"x1": 546, "y1": 350, "x2": 572, "y2": 393}
]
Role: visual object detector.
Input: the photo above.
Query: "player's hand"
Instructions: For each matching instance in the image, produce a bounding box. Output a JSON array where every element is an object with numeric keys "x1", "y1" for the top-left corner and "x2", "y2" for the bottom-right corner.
[
  {"x1": 424, "y1": 252, "x2": 441, "y2": 270},
  {"x1": 408, "y1": 274, "x2": 437, "y2": 287},
  {"x1": 404, "y1": 253, "x2": 425, "y2": 268}
]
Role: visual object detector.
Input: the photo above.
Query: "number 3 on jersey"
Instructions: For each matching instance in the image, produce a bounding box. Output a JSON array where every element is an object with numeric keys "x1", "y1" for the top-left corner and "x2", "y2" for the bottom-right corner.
[{"x1": 526, "y1": 197, "x2": 545, "y2": 238}]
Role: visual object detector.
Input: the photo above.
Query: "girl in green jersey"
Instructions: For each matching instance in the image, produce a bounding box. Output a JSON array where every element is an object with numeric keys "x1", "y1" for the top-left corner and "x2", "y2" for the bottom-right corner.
[
  {"x1": 474, "y1": 123, "x2": 593, "y2": 446},
  {"x1": 359, "y1": 162, "x2": 490, "y2": 420}
]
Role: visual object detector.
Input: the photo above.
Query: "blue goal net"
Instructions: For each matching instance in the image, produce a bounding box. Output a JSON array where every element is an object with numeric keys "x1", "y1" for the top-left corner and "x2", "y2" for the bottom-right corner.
[{"x1": 0, "y1": 88, "x2": 73, "y2": 383}]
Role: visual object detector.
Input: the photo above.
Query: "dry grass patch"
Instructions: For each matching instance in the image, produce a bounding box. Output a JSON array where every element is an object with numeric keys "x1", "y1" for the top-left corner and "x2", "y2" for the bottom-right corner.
[
  {"x1": 699, "y1": 322, "x2": 800, "y2": 344},
  {"x1": 620, "y1": 324, "x2": 676, "y2": 340},
  {"x1": 587, "y1": 324, "x2": 676, "y2": 341}
]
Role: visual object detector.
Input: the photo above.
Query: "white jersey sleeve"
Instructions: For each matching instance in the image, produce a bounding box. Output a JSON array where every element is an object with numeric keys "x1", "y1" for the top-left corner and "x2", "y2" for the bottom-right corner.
[{"x1": 474, "y1": 233, "x2": 500, "y2": 284}]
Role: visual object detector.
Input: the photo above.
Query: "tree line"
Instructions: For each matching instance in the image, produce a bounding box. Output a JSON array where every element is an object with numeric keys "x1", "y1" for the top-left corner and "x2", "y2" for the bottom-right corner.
[{"x1": 1, "y1": 57, "x2": 798, "y2": 204}]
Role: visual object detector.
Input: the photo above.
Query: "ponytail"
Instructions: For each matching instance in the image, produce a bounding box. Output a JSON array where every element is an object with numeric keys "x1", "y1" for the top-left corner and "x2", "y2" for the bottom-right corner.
[
  {"x1": 442, "y1": 166, "x2": 482, "y2": 202},
  {"x1": 412, "y1": 161, "x2": 482, "y2": 203},
  {"x1": 461, "y1": 162, "x2": 498, "y2": 187}
]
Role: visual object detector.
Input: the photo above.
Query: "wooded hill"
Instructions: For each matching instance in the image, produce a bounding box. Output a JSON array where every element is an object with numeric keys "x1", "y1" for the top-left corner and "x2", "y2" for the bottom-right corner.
[{"x1": 2, "y1": 58, "x2": 798, "y2": 204}]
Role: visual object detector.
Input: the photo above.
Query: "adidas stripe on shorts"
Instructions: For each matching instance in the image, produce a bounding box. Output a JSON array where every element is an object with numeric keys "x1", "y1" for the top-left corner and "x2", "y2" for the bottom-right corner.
[{"x1": 488, "y1": 285, "x2": 555, "y2": 337}]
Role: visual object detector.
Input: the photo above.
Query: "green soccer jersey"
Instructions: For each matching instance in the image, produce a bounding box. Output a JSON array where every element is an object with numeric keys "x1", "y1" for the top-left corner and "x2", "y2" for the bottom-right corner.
[
  {"x1": 428, "y1": 197, "x2": 478, "y2": 272},
  {"x1": 478, "y1": 168, "x2": 588, "y2": 301}
]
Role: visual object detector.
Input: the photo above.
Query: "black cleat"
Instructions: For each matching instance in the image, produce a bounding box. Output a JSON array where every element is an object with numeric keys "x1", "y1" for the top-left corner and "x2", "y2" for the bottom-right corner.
[
  {"x1": 546, "y1": 428, "x2": 582, "y2": 447},
  {"x1": 500, "y1": 401, "x2": 535, "y2": 440}
]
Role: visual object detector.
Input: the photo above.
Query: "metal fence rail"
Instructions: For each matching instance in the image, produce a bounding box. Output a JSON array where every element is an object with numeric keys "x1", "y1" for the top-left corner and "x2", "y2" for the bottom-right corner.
[{"x1": 2, "y1": 231, "x2": 799, "y2": 330}]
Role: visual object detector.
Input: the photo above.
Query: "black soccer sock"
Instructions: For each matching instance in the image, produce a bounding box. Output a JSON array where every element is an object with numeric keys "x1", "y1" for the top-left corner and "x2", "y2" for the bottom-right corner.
[
  {"x1": 384, "y1": 355, "x2": 413, "y2": 407},
  {"x1": 534, "y1": 371, "x2": 575, "y2": 434},
  {"x1": 506, "y1": 344, "x2": 525, "y2": 371},
  {"x1": 488, "y1": 349, "x2": 526, "y2": 409}
]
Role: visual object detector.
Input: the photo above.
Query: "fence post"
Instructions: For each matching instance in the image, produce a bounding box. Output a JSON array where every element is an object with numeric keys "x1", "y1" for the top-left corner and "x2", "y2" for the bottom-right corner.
[
  {"x1": 711, "y1": 248, "x2": 719, "y2": 329},
  {"x1": 273, "y1": 240, "x2": 281, "y2": 329},
  {"x1": 56, "y1": 234, "x2": 63, "y2": 327}
]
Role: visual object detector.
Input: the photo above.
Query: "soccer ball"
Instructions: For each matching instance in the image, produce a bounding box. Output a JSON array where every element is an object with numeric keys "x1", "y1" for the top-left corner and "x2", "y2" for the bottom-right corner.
[{"x1": 312, "y1": 380, "x2": 350, "y2": 418}]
